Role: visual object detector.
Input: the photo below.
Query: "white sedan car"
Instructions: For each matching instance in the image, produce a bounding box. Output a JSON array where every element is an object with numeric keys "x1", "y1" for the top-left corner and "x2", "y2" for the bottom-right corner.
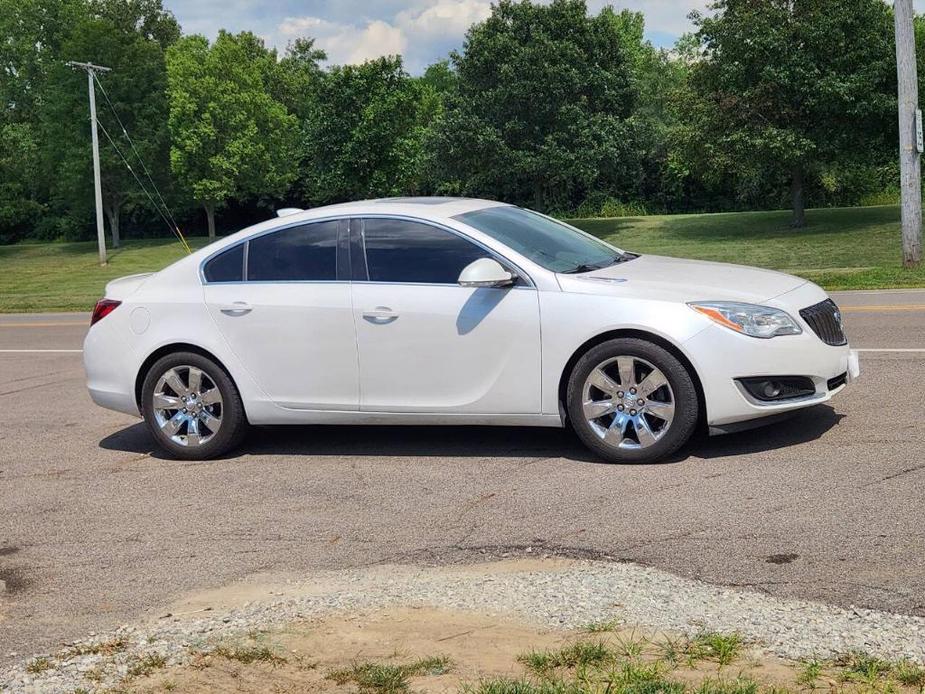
[{"x1": 84, "y1": 197, "x2": 859, "y2": 464}]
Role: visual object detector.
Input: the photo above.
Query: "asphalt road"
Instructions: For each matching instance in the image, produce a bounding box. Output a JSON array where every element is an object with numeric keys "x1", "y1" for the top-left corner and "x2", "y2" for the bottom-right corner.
[{"x1": 1, "y1": 289, "x2": 924, "y2": 663}]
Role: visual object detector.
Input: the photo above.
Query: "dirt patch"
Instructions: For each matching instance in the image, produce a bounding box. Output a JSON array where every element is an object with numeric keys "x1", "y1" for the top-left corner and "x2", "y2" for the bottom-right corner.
[
  {"x1": 137, "y1": 606, "x2": 566, "y2": 693},
  {"x1": 131, "y1": 605, "x2": 839, "y2": 694}
]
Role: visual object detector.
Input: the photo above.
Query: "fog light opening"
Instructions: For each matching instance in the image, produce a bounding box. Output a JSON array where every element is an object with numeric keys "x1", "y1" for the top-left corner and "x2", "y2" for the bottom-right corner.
[{"x1": 738, "y1": 376, "x2": 815, "y2": 403}]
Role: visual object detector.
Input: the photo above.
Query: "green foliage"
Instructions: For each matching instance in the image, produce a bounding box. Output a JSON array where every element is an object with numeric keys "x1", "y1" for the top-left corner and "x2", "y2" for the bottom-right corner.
[
  {"x1": 166, "y1": 30, "x2": 298, "y2": 235},
  {"x1": 42, "y1": 0, "x2": 179, "y2": 244},
  {"x1": 428, "y1": 0, "x2": 646, "y2": 211},
  {"x1": 299, "y1": 56, "x2": 430, "y2": 205},
  {"x1": 685, "y1": 0, "x2": 896, "y2": 226},
  {"x1": 0, "y1": 0, "x2": 916, "y2": 250},
  {"x1": 0, "y1": 123, "x2": 45, "y2": 243}
]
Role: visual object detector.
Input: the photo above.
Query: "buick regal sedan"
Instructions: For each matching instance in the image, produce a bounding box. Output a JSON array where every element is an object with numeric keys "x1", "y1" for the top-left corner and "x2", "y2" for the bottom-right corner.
[{"x1": 84, "y1": 197, "x2": 859, "y2": 464}]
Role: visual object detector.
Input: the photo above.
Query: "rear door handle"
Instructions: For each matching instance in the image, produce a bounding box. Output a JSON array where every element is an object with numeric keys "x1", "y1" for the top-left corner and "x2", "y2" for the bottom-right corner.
[
  {"x1": 219, "y1": 301, "x2": 252, "y2": 316},
  {"x1": 362, "y1": 306, "x2": 398, "y2": 324}
]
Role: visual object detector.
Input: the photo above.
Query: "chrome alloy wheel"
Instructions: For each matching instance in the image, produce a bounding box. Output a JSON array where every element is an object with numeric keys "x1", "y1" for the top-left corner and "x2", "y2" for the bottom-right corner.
[
  {"x1": 581, "y1": 355, "x2": 675, "y2": 449},
  {"x1": 151, "y1": 366, "x2": 223, "y2": 447}
]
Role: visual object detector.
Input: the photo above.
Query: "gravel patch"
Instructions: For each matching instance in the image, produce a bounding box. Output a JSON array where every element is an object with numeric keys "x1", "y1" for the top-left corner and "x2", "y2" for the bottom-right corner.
[{"x1": 3, "y1": 557, "x2": 924, "y2": 692}]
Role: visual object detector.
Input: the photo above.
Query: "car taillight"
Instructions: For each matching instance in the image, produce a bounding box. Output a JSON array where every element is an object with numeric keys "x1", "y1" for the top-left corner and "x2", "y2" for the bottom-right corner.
[{"x1": 90, "y1": 298, "x2": 121, "y2": 326}]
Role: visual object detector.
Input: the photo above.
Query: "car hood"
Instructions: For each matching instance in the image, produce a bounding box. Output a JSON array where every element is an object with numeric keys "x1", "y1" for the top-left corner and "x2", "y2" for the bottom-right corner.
[{"x1": 557, "y1": 254, "x2": 807, "y2": 304}]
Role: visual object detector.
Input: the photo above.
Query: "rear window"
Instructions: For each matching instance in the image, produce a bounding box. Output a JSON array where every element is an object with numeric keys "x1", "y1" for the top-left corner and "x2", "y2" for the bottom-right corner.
[
  {"x1": 247, "y1": 221, "x2": 338, "y2": 281},
  {"x1": 203, "y1": 244, "x2": 244, "y2": 282}
]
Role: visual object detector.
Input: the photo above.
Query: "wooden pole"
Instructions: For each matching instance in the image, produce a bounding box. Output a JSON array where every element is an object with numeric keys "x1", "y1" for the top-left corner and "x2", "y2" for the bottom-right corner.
[
  {"x1": 894, "y1": 0, "x2": 923, "y2": 267},
  {"x1": 66, "y1": 61, "x2": 112, "y2": 266}
]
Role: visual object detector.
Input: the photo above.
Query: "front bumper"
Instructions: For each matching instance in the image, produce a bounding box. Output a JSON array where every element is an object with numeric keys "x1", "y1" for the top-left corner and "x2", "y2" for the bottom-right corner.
[{"x1": 683, "y1": 318, "x2": 858, "y2": 428}]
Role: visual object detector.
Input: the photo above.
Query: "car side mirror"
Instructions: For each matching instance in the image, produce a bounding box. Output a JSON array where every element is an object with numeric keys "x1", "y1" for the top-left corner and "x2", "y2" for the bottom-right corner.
[{"x1": 457, "y1": 258, "x2": 516, "y2": 288}]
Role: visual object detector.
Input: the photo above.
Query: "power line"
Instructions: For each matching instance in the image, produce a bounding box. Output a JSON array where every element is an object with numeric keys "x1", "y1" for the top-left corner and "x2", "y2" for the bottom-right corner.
[
  {"x1": 96, "y1": 119, "x2": 191, "y2": 253},
  {"x1": 91, "y1": 72, "x2": 188, "y2": 248}
]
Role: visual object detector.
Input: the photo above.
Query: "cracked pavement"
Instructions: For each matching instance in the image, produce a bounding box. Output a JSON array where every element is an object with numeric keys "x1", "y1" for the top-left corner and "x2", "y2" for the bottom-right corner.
[{"x1": 1, "y1": 290, "x2": 924, "y2": 663}]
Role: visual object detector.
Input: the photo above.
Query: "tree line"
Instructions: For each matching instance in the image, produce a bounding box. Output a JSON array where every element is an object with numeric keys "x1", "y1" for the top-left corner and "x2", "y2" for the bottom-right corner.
[{"x1": 0, "y1": 0, "x2": 915, "y2": 244}]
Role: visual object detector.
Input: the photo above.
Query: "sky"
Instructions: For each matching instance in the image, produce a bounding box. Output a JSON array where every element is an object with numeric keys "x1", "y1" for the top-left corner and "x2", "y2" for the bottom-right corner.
[{"x1": 163, "y1": 0, "x2": 713, "y2": 73}]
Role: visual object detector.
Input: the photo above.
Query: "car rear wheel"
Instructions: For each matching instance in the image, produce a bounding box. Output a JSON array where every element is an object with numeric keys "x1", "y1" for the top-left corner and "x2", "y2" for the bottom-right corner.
[
  {"x1": 566, "y1": 338, "x2": 699, "y2": 464},
  {"x1": 141, "y1": 351, "x2": 248, "y2": 460}
]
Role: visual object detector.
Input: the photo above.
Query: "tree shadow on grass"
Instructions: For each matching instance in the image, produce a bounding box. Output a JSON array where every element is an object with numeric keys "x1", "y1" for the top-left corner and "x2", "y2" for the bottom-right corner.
[{"x1": 99, "y1": 404, "x2": 841, "y2": 465}]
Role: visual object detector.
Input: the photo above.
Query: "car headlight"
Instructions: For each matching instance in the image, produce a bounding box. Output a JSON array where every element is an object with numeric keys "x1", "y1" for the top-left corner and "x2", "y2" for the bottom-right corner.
[{"x1": 688, "y1": 301, "x2": 802, "y2": 338}]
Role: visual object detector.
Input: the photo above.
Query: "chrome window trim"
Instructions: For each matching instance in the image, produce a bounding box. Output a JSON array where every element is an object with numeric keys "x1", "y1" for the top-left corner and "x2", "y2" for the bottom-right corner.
[{"x1": 199, "y1": 213, "x2": 537, "y2": 288}]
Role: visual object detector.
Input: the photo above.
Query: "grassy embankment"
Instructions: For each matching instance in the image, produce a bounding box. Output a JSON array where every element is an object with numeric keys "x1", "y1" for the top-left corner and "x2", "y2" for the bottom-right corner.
[{"x1": 0, "y1": 205, "x2": 921, "y2": 313}]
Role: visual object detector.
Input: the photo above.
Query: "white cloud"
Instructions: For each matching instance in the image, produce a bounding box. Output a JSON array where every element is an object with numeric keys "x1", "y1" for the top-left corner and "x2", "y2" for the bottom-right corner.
[
  {"x1": 349, "y1": 20, "x2": 408, "y2": 63},
  {"x1": 277, "y1": 16, "x2": 406, "y2": 64},
  {"x1": 396, "y1": 0, "x2": 492, "y2": 39},
  {"x1": 269, "y1": 0, "x2": 708, "y2": 70},
  {"x1": 600, "y1": 0, "x2": 710, "y2": 37}
]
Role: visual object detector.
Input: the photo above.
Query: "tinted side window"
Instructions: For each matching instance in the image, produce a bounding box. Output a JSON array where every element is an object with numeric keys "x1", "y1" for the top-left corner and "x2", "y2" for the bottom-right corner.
[
  {"x1": 203, "y1": 244, "x2": 244, "y2": 282},
  {"x1": 361, "y1": 218, "x2": 489, "y2": 284},
  {"x1": 247, "y1": 221, "x2": 338, "y2": 281}
]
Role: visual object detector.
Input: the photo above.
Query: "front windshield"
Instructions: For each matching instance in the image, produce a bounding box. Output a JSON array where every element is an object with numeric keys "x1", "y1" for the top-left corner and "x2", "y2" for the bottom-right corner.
[{"x1": 455, "y1": 206, "x2": 625, "y2": 273}]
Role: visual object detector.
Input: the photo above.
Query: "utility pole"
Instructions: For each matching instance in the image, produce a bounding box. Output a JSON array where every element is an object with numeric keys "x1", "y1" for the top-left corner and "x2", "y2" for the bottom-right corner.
[
  {"x1": 66, "y1": 61, "x2": 111, "y2": 266},
  {"x1": 894, "y1": 0, "x2": 923, "y2": 267}
]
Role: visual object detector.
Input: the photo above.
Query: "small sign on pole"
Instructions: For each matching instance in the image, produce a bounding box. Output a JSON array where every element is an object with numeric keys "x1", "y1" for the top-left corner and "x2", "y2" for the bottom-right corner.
[{"x1": 916, "y1": 108, "x2": 923, "y2": 154}]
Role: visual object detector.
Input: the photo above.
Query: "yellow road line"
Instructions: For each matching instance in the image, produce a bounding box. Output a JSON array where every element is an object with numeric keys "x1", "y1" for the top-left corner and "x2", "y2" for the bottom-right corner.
[
  {"x1": 0, "y1": 321, "x2": 86, "y2": 328},
  {"x1": 840, "y1": 304, "x2": 925, "y2": 313}
]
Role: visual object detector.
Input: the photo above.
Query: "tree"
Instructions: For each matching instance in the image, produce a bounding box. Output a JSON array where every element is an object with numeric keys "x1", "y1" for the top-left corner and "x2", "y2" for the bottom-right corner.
[
  {"x1": 427, "y1": 0, "x2": 640, "y2": 211},
  {"x1": 0, "y1": 0, "x2": 84, "y2": 241},
  {"x1": 689, "y1": 0, "x2": 896, "y2": 227},
  {"x1": 166, "y1": 31, "x2": 298, "y2": 238},
  {"x1": 43, "y1": 0, "x2": 179, "y2": 246},
  {"x1": 299, "y1": 56, "x2": 428, "y2": 204},
  {"x1": 272, "y1": 37, "x2": 327, "y2": 119},
  {"x1": 0, "y1": 124, "x2": 44, "y2": 243}
]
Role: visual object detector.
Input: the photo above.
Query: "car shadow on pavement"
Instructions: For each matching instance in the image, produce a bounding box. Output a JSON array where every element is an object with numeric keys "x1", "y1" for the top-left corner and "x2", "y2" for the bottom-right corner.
[
  {"x1": 685, "y1": 404, "x2": 844, "y2": 460},
  {"x1": 98, "y1": 405, "x2": 842, "y2": 465}
]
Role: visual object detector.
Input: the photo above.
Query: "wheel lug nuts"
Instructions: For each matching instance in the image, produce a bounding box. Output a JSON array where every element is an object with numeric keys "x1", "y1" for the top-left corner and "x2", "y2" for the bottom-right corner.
[
  {"x1": 638, "y1": 399, "x2": 645, "y2": 405},
  {"x1": 630, "y1": 388, "x2": 637, "y2": 394},
  {"x1": 617, "y1": 391, "x2": 624, "y2": 398},
  {"x1": 630, "y1": 409, "x2": 637, "y2": 416},
  {"x1": 617, "y1": 405, "x2": 624, "y2": 411}
]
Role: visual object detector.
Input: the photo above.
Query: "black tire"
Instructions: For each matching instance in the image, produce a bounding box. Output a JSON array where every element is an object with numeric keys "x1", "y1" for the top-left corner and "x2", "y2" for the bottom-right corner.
[
  {"x1": 566, "y1": 338, "x2": 699, "y2": 464},
  {"x1": 140, "y1": 351, "x2": 248, "y2": 460}
]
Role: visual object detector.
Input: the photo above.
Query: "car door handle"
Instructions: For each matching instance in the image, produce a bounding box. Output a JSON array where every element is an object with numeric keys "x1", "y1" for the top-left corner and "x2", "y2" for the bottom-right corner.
[
  {"x1": 219, "y1": 301, "x2": 252, "y2": 316},
  {"x1": 362, "y1": 307, "x2": 398, "y2": 324}
]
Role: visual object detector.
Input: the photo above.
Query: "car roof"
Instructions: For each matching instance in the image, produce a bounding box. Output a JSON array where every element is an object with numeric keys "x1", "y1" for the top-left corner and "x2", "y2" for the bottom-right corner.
[{"x1": 289, "y1": 197, "x2": 511, "y2": 223}]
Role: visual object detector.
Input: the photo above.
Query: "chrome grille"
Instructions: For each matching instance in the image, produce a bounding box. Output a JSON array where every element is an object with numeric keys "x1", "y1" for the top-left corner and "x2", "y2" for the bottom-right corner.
[{"x1": 799, "y1": 299, "x2": 847, "y2": 346}]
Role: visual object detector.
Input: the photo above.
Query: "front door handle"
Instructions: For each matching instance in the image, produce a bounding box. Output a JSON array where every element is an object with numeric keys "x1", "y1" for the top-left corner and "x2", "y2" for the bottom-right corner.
[
  {"x1": 362, "y1": 306, "x2": 398, "y2": 324},
  {"x1": 219, "y1": 301, "x2": 252, "y2": 316}
]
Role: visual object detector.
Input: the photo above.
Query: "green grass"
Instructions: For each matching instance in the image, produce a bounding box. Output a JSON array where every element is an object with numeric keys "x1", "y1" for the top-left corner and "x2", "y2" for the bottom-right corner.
[
  {"x1": 570, "y1": 205, "x2": 925, "y2": 291},
  {"x1": 1, "y1": 205, "x2": 923, "y2": 313},
  {"x1": 0, "y1": 236, "x2": 207, "y2": 313},
  {"x1": 688, "y1": 633, "x2": 744, "y2": 667},
  {"x1": 210, "y1": 643, "x2": 287, "y2": 665},
  {"x1": 125, "y1": 652, "x2": 168, "y2": 678},
  {"x1": 518, "y1": 641, "x2": 616, "y2": 674},
  {"x1": 326, "y1": 655, "x2": 452, "y2": 692},
  {"x1": 25, "y1": 656, "x2": 53, "y2": 674}
]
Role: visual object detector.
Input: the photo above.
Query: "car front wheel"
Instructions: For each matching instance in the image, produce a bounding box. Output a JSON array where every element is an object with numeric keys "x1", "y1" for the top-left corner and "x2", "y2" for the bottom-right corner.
[
  {"x1": 141, "y1": 351, "x2": 248, "y2": 460},
  {"x1": 566, "y1": 338, "x2": 699, "y2": 464}
]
